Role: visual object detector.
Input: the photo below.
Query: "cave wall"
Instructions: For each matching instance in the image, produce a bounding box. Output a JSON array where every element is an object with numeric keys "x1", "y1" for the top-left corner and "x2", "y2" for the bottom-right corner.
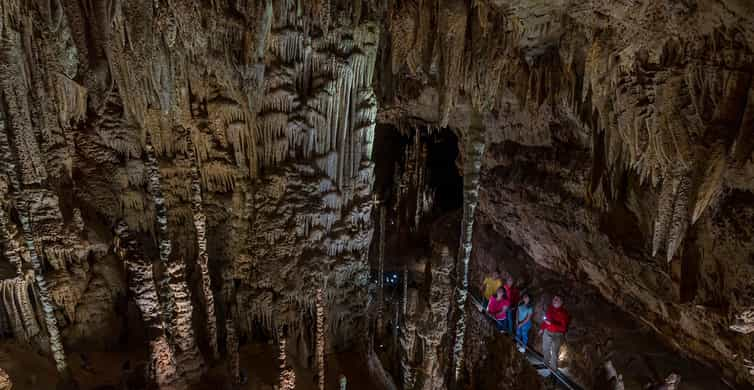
[
  {"x1": 0, "y1": 0, "x2": 380, "y2": 386},
  {"x1": 377, "y1": 0, "x2": 754, "y2": 387}
]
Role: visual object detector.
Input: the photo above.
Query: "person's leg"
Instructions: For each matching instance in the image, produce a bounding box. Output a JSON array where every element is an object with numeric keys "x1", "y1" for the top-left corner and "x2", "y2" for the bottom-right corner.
[
  {"x1": 520, "y1": 322, "x2": 531, "y2": 347},
  {"x1": 542, "y1": 331, "x2": 553, "y2": 370},
  {"x1": 495, "y1": 319, "x2": 505, "y2": 332},
  {"x1": 507, "y1": 308, "x2": 516, "y2": 333},
  {"x1": 550, "y1": 333, "x2": 563, "y2": 370},
  {"x1": 514, "y1": 325, "x2": 524, "y2": 352}
]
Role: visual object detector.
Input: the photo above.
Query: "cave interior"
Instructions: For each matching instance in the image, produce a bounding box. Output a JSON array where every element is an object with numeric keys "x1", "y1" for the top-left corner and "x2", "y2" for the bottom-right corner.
[{"x1": 0, "y1": 1, "x2": 754, "y2": 390}]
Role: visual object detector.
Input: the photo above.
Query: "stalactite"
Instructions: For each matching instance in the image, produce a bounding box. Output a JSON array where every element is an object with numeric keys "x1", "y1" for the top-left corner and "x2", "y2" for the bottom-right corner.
[
  {"x1": 144, "y1": 133, "x2": 204, "y2": 381},
  {"x1": 0, "y1": 28, "x2": 48, "y2": 186},
  {"x1": 0, "y1": 276, "x2": 40, "y2": 341},
  {"x1": 316, "y1": 287, "x2": 326, "y2": 390},
  {"x1": 439, "y1": 0, "x2": 468, "y2": 127},
  {"x1": 1, "y1": 278, "x2": 24, "y2": 338},
  {"x1": 666, "y1": 174, "x2": 691, "y2": 262},
  {"x1": 19, "y1": 213, "x2": 70, "y2": 380},
  {"x1": 652, "y1": 175, "x2": 678, "y2": 257},
  {"x1": 186, "y1": 134, "x2": 219, "y2": 359},
  {"x1": 0, "y1": 202, "x2": 22, "y2": 276},
  {"x1": 114, "y1": 221, "x2": 183, "y2": 389},
  {"x1": 453, "y1": 111, "x2": 486, "y2": 382}
]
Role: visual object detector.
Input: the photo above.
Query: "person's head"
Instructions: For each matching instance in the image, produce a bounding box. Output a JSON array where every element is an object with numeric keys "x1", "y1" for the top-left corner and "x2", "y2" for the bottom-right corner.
[
  {"x1": 521, "y1": 294, "x2": 530, "y2": 305},
  {"x1": 505, "y1": 275, "x2": 514, "y2": 286},
  {"x1": 493, "y1": 268, "x2": 501, "y2": 279},
  {"x1": 496, "y1": 287, "x2": 505, "y2": 299},
  {"x1": 552, "y1": 295, "x2": 563, "y2": 308}
]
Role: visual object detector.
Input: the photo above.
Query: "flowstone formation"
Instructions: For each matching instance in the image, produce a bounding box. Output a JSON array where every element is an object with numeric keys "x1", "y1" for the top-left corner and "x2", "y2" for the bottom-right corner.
[{"x1": 0, "y1": 0, "x2": 378, "y2": 388}]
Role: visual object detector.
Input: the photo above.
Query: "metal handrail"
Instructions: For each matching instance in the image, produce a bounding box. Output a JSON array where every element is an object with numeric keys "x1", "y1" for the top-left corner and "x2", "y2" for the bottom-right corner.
[{"x1": 469, "y1": 294, "x2": 583, "y2": 390}]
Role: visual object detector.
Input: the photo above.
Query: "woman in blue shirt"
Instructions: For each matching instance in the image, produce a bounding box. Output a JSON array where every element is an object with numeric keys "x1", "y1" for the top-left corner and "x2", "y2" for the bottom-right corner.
[{"x1": 516, "y1": 294, "x2": 533, "y2": 353}]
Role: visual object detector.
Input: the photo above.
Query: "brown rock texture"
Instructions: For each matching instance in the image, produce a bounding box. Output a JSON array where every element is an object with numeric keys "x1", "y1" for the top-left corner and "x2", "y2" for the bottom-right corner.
[{"x1": 1, "y1": 0, "x2": 753, "y2": 389}]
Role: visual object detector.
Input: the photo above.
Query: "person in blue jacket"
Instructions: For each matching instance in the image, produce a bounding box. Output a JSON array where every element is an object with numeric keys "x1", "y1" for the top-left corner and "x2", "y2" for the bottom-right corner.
[{"x1": 515, "y1": 293, "x2": 533, "y2": 353}]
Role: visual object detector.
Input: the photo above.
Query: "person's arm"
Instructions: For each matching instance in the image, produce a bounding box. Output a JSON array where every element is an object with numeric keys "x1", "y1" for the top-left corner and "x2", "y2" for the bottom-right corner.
[
  {"x1": 539, "y1": 307, "x2": 550, "y2": 334},
  {"x1": 486, "y1": 300, "x2": 498, "y2": 315}
]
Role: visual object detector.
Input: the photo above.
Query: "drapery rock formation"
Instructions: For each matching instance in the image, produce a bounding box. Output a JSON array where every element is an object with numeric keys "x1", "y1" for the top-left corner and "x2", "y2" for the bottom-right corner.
[
  {"x1": 1, "y1": 0, "x2": 378, "y2": 388},
  {"x1": 1, "y1": 0, "x2": 754, "y2": 389}
]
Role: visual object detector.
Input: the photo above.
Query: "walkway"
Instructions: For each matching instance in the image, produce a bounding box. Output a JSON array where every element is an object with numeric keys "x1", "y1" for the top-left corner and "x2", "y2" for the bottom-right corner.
[{"x1": 469, "y1": 294, "x2": 584, "y2": 390}]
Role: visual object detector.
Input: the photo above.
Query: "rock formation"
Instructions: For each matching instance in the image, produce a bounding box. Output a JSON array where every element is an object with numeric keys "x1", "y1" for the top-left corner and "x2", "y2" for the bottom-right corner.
[{"x1": 0, "y1": 0, "x2": 753, "y2": 389}]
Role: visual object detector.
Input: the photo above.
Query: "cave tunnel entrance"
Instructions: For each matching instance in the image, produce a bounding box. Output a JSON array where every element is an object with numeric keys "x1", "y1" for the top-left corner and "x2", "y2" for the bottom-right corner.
[
  {"x1": 372, "y1": 122, "x2": 462, "y2": 273},
  {"x1": 373, "y1": 123, "x2": 462, "y2": 218}
]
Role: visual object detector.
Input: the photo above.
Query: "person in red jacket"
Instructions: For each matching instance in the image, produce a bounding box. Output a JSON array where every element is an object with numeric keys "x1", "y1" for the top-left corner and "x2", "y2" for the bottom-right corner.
[
  {"x1": 486, "y1": 287, "x2": 510, "y2": 332},
  {"x1": 539, "y1": 295, "x2": 570, "y2": 374}
]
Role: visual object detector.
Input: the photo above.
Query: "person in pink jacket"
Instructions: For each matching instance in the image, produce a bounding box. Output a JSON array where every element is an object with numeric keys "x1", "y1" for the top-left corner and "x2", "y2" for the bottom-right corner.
[{"x1": 486, "y1": 287, "x2": 510, "y2": 332}]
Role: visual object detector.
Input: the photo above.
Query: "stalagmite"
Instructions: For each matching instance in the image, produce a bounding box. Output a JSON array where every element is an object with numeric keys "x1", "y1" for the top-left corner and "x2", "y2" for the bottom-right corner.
[
  {"x1": 452, "y1": 111, "x2": 486, "y2": 382},
  {"x1": 377, "y1": 204, "x2": 386, "y2": 324},
  {"x1": 223, "y1": 266, "x2": 241, "y2": 385},
  {"x1": 400, "y1": 287, "x2": 418, "y2": 390},
  {"x1": 316, "y1": 287, "x2": 326, "y2": 390},
  {"x1": 114, "y1": 221, "x2": 182, "y2": 389},
  {"x1": 226, "y1": 315, "x2": 240, "y2": 385},
  {"x1": 0, "y1": 367, "x2": 9, "y2": 390},
  {"x1": 144, "y1": 134, "x2": 203, "y2": 381},
  {"x1": 420, "y1": 246, "x2": 453, "y2": 390},
  {"x1": 186, "y1": 134, "x2": 219, "y2": 359},
  {"x1": 278, "y1": 328, "x2": 296, "y2": 390},
  {"x1": 19, "y1": 213, "x2": 70, "y2": 380},
  {"x1": 402, "y1": 266, "x2": 408, "y2": 316}
]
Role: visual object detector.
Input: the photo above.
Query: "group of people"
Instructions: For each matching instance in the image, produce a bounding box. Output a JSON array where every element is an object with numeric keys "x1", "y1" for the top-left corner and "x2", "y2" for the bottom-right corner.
[{"x1": 481, "y1": 269, "x2": 570, "y2": 376}]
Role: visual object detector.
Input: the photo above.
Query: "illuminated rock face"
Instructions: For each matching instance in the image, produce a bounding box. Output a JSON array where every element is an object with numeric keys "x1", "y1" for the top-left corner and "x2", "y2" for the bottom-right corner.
[
  {"x1": 379, "y1": 1, "x2": 754, "y2": 388},
  {"x1": 1, "y1": 0, "x2": 754, "y2": 389},
  {"x1": 0, "y1": 1, "x2": 377, "y2": 387}
]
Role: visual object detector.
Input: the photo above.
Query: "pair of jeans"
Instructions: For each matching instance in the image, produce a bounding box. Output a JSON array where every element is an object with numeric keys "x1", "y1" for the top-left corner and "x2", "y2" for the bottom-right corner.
[
  {"x1": 515, "y1": 321, "x2": 531, "y2": 348},
  {"x1": 542, "y1": 330, "x2": 565, "y2": 370},
  {"x1": 506, "y1": 307, "x2": 517, "y2": 333},
  {"x1": 495, "y1": 319, "x2": 506, "y2": 332}
]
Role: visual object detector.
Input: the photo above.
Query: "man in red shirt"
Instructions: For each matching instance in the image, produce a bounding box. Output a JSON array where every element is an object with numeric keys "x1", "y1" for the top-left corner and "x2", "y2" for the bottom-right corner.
[
  {"x1": 504, "y1": 276, "x2": 520, "y2": 334},
  {"x1": 539, "y1": 295, "x2": 569, "y2": 374}
]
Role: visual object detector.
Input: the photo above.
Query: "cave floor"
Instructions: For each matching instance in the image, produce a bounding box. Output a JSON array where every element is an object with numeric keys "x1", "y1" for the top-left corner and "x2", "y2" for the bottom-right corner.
[{"x1": 0, "y1": 340, "x2": 379, "y2": 390}]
